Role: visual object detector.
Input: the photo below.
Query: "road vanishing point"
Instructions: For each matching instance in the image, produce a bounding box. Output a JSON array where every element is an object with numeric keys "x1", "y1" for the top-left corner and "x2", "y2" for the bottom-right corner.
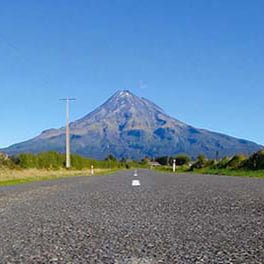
[{"x1": 0, "y1": 170, "x2": 263, "y2": 263}]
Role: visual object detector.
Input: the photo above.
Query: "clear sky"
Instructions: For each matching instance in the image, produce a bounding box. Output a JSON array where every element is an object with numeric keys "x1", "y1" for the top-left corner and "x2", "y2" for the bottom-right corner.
[{"x1": 0, "y1": 0, "x2": 263, "y2": 148}]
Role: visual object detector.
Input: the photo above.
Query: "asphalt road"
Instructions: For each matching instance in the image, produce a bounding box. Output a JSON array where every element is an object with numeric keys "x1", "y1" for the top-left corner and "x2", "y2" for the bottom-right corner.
[{"x1": 0, "y1": 170, "x2": 263, "y2": 264}]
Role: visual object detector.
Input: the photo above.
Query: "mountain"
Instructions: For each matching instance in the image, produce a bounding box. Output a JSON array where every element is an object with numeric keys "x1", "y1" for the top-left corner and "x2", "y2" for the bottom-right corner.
[{"x1": 2, "y1": 90, "x2": 262, "y2": 159}]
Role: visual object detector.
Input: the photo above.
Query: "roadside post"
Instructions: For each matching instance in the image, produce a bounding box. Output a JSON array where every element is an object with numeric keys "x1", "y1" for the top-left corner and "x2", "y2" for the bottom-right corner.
[
  {"x1": 173, "y1": 159, "x2": 176, "y2": 173},
  {"x1": 91, "y1": 165, "x2": 94, "y2": 175}
]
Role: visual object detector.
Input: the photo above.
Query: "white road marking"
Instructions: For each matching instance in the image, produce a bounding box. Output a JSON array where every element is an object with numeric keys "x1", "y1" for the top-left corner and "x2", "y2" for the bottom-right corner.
[
  {"x1": 132, "y1": 180, "x2": 141, "y2": 186},
  {"x1": 134, "y1": 170, "x2": 138, "y2": 177}
]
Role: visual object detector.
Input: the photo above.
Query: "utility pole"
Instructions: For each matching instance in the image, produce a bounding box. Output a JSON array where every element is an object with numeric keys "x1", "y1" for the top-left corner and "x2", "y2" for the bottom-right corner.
[{"x1": 60, "y1": 98, "x2": 76, "y2": 168}]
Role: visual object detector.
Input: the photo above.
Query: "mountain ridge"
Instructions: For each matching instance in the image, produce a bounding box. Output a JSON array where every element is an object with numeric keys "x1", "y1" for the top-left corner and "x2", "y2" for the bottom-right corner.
[{"x1": 1, "y1": 90, "x2": 262, "y2": 159}]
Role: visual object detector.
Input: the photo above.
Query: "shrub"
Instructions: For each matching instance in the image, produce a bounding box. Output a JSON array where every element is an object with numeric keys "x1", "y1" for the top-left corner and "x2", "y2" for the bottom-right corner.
[
  {"x1": 205, "y1": 159, "x2": 216, "y2": 167},
  {"x1": 190, "y1": 154, "x2": 207, "y2": 170},
  {"x1": 175, "y1": 154, "x2": 191, "y2": 166},
  {"x1": 15, "y1": 152, "x2": 123, "y2": 170},
  {"x1": 242, "y1": 150, "x2": 264, "y2": 170},
  {"x1": 214, "y1": 157, "x2": 230, "y2": 169},
  {"x1": 105, "y1": 154, "x2": 117, "y2": 162},
  {"x1": 0, "y1": 153, "x2": 17, "y2": 168},
  {"x1": 18, "y1": 153, "x2": 37, "y2": 168},
  {"x1": 226, "y1": 154, "x2": 247, "y2": 169},
  {"x1": 36, "y1": 152, "x2": 65, "y2": 169},
  {"x1": 155, "y1": 156, "x2": 169, "y2": 166}
]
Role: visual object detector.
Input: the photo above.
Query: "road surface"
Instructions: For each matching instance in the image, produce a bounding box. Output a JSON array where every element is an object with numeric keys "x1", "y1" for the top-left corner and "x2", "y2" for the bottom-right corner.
[{"x1": 0, "y1": 170, "x2": 263, "y2": 263}]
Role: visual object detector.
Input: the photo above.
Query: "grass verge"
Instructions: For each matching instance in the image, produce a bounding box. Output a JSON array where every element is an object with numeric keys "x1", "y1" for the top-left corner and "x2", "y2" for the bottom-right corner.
[
  {"x1": 0, "y1": 168, "x2": 120, "y2": 187},
  {"x1": 155, "y1": 166, "x2": 264, "y2": 178},
  {"x1": 192, "y1": 168, "x2": 264, "y2": 178}
]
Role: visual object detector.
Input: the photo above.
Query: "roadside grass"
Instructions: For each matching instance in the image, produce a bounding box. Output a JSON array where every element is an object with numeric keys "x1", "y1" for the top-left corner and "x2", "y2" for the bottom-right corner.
[
  {"x1": 0, "y1": 168, "x2": 120, "y2": 187},
  {"x1": 155, "y1": 166, "x2": 264, "y2": 178},
  {"x1": 193, "y1": 168, "x2": 264, "y2": 178},
  {"x1": 155, "y1": 165, "x2": 188, "y2": 173}
]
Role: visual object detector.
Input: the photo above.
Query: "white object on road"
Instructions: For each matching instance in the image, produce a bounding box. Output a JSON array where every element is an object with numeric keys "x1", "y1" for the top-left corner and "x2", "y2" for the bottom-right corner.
[
  {"x1": 132, "y1": 180, "x2": 141, "y2": 186},
  {"x1": 134, "y1": 170, "x2": 138, "y2": 177}
]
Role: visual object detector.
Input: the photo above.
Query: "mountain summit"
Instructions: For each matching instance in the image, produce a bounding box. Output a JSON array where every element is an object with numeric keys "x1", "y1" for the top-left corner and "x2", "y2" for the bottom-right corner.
[{"x1": 2, "y1": 90, "x2": 261, "y2": 159}]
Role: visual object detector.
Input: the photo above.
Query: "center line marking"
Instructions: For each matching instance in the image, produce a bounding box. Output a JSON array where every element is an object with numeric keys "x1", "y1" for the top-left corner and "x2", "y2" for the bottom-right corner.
[{"x1": 132, "y1": 180, "x2": 141, "y2": 186}]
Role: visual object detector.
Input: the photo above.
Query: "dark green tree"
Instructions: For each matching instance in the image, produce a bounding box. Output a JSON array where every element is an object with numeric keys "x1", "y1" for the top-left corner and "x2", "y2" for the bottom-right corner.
[{"x1": 175, "y1": 154, "x2": 191, "y2": 166}]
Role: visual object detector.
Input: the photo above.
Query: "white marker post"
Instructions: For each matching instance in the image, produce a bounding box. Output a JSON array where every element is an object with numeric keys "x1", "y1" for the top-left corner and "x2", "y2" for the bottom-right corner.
[
  {"x1": 173, "y1": 159, "x2": 176, "y2": 173},
  {"x1": 91, "y1": 165, "x2": 94, "y2": 175}
]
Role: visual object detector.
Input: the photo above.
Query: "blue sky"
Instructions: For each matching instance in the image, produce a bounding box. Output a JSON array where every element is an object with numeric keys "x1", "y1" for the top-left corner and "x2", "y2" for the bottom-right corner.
[{"x1": 0, "y1": 0, "x2": 263, "y2": 147}]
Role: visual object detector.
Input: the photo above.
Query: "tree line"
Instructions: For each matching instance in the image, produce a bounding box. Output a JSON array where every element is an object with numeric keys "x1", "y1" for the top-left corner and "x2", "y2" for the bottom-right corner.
[
  {"x1": 0, "y1": 152, "x2": 142, "y2": 170},
  {"x1": 1, "y1": 150, "x2": 264, "y2": 171},
  {"x1": 154, "y1": 150, "x2": 264, "y2": 171}
]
